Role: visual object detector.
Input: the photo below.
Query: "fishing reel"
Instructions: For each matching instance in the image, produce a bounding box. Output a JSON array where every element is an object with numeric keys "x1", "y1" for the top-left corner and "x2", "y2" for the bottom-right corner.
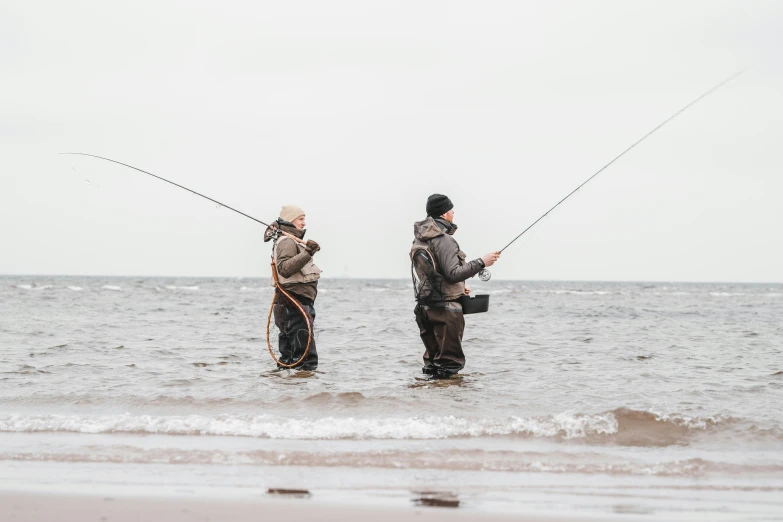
[
  {"x1": 265, "y1": 226, "x2": 282, "y2": 242},
  {"x1": 478, "y1": 268, "x2": 491, "y2": 282}
]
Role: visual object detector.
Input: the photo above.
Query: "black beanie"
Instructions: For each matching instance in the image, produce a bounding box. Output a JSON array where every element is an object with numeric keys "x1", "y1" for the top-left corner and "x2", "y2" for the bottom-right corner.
[{"x1": 426, "y1": 194, "x2": 454, "y2": 217}]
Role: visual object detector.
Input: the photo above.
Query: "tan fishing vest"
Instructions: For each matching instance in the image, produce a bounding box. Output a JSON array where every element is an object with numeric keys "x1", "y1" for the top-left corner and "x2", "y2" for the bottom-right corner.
[{"x1": 271, "y1": 237, "x2": 322, "y2": 286}]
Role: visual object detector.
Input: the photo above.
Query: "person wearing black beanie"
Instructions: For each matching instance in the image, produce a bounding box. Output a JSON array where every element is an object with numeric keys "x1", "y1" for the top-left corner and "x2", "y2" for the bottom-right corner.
[
  {"x1": 410, "y1": 194, "x2": 500, "y2": 378},
  {"x1": 426, "y1": 194, "x2": 453, "y2": 218}
]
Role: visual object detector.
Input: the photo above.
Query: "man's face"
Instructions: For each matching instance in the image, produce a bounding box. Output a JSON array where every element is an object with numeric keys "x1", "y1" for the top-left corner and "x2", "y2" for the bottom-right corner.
[
  {"x1": 292, "y1": 215, "x2": 307, "y2": 230},
  {"x1": 441, "y1": 209, "x2": 455, "y2": 223}
]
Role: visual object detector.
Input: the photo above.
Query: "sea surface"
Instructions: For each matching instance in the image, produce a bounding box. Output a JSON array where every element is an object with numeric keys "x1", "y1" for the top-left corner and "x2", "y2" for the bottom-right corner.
[{"x1": 1, "y1": 276, "x2": 782, "y2": 519}]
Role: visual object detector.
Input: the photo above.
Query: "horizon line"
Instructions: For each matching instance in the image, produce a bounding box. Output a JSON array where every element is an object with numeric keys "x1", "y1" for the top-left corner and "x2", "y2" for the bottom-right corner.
[{"x1": 1, "y1": 273, "x2": 781, "y2": 285}]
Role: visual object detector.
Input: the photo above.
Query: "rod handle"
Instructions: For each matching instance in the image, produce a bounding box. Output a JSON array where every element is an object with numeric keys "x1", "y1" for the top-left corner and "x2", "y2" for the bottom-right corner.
[{"x1": 280, "y1": 230, "x2": 307, "y2": 246}]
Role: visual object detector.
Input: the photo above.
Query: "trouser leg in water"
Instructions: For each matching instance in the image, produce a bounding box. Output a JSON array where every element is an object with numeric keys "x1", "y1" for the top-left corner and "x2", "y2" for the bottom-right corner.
[
  {"x1": 274, "y1": 300, "x2": 318, "y2": 370},
  {"x1": 415, "y1": 305, "x2": 465, "y2": 377}
]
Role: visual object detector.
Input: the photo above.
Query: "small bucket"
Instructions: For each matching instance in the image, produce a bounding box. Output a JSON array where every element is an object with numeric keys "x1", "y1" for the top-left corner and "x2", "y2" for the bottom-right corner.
[{"x1": 461, "y1": 294, "x2": 490, "y2": 314}]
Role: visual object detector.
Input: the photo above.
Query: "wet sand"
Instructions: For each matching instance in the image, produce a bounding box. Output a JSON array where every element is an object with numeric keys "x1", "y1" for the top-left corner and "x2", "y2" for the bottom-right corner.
[{"x1": 0, "y1": 492, "x2": 610, "y2": 522}]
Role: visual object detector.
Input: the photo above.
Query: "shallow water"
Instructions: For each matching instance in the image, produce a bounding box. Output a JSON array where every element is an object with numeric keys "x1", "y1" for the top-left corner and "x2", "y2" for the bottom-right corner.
[{"x1": 1, "y1": 276, "x2": 782, "y2": 518}]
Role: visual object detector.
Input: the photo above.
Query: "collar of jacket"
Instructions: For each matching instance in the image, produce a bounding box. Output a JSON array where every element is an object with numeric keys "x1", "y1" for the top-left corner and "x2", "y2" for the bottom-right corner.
[
  {"x1": 277, "y1": 219, "x2": 306, "y2": 239},
  {"x1": 264, "y1": 219, "x2": 306, "y2": 242},
  {"x1": 434, "y1": 217, "x2": 458, "y2": 236}
]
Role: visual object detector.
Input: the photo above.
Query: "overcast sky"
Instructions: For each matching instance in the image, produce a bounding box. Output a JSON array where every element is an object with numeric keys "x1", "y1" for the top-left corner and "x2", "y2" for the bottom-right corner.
[{"x1": 2, "y1": 1, "x2": 781, "y2": 282}]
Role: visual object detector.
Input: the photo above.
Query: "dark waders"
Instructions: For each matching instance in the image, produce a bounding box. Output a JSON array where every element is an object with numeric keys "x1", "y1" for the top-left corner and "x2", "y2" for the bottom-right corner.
[
  {"x1": 415, "y1": 305, "x2": 465, "y2": 378},
  {"x1": 274, "y1": 293, "x2": 318, "y2": 370}
]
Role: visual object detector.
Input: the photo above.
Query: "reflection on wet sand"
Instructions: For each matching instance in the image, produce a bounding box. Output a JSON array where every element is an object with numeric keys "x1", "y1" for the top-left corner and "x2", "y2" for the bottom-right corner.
[
  {"x1": 413, "y1": 491, "x2": 460, "y2": 508},
  {"x1": 267, "y1": 488, "x2": 311, "y2": 498}
]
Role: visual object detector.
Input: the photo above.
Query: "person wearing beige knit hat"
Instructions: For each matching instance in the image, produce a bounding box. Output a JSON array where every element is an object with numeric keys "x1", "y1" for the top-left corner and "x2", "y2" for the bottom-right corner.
[
  {"x1": 279, "y1": 204, "x2": 306, "y2": 225},
  {"x1": 263, "y1": 205, "x2": 322, "y2": 370}
]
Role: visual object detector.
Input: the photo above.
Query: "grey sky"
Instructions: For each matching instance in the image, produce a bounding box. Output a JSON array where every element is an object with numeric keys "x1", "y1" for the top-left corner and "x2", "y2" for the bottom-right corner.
[{"x1": 2, "y1": 1, "x2": 781, "y2": 282}]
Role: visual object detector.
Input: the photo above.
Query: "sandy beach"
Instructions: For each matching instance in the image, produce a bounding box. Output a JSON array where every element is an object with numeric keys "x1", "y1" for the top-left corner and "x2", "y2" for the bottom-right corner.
[{"x1": 0, "y1": 491, "x2": 619, "y2": 522}]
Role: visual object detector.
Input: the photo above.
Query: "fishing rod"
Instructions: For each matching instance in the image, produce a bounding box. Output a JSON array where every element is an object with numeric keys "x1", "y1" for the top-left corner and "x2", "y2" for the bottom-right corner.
[
  {"x1": 59, "y1": 152, "x2": 305, "y2": 244},
  {"x1": 498, "y1": 70, "x2": 746, "y2": 255}
]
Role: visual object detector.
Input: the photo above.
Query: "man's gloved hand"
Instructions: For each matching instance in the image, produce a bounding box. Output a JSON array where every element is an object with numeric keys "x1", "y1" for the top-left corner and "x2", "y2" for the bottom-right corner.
[{"x1": 305, "y1": 239, "x2": 320, "y2": 256}]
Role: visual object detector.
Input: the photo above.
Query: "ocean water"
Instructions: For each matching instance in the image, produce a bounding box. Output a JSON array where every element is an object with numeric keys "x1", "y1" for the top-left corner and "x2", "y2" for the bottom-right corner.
[{"x1": 1, "y1": 276, "x2": 782, "y2": 519}]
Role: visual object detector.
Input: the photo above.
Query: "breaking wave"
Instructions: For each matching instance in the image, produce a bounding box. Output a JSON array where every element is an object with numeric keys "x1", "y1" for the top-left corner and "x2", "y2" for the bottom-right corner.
[
  {"x1": 14, "y1": 284, "x2": 54, "y2": 290},
  {"x1": 0, "y1": 409, "x2": 775, "y2": 445}
]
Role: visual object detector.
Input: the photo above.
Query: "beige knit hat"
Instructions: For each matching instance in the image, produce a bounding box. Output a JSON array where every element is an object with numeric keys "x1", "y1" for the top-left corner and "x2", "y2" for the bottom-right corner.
[{"x1": 279, "y1": 205, "x2": 305, "y2": 223}]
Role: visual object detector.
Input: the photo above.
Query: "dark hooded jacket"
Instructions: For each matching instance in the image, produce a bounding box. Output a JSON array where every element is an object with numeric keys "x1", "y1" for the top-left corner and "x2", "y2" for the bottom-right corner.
[
  {"x1": 411, "y1": 217, "x2": 484, "y2": 304},
  {"x1": 264, "y1": 220, "x2": 319, "y2": 303}
]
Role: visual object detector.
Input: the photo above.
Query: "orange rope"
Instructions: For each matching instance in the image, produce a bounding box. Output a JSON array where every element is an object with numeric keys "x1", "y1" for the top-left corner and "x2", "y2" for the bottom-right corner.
[{"x1": 266, "y1": 259, "x2": 313, "y2": 369}]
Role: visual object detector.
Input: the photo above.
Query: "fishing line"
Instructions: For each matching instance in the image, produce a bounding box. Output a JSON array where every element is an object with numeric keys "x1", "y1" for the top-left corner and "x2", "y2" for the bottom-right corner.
[
  {"x1": 60, "y1": 152, "x2": 273, "y2": 228},
  {"x1": 498, "y1": 70, "x2": 746, "y2": 254}
]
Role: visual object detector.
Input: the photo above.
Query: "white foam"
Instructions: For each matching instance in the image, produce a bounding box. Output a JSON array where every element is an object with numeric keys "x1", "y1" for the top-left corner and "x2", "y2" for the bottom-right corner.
[
  {"x1": 165, "y1": 285, "x2": 200, "y2": 291},
  {"x1": 1, "y1": 447, "x2": 769, "y2": 477},
  {"x1": 0, "y1": 412, "x2": 619, "y2": 440},
  {"x1": 67, "y1": 286, "x2": 83, "y2": 292},
  {"x1": 534, "y1": 290, "x2": 612, "y2": 296},
  {"x1": 101, "y1": 285, "x2": 122, "y2": 291},
  {"x1": 15, "y1": 284, "x2": 33, "y2": 290},
  {"x1": 485, "y1": 289, "x2": 512, "y2": 295},
  {"x1": 709, "y1": 292, "x2": 744, "y2": 297},
  {"x1": 647, "y1": 409, "x2": 729, "y2": 430}
]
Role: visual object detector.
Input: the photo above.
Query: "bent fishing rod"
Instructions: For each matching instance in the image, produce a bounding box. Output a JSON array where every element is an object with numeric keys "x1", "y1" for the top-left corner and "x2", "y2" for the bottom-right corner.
[
  {"x1": 498, "y1": 70, "x2": 746, "y2": 255},
  {"x1": 59, "y1": 152, "x2": 306, "y2": 244}
]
